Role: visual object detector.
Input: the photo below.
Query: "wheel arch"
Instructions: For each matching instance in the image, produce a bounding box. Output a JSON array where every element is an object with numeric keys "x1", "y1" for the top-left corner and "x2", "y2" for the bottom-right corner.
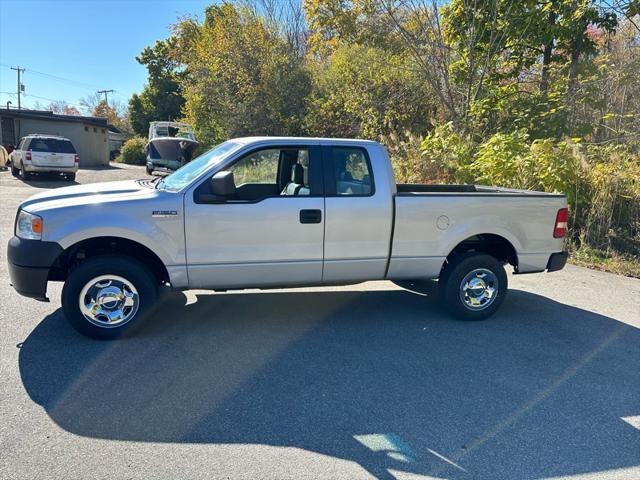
[
  {"x1": 49, "y1": 236, "x2": 170, "y2": 285},
  {"x1": 443, "y1": 233, "x2": 518, "y2": 272}
]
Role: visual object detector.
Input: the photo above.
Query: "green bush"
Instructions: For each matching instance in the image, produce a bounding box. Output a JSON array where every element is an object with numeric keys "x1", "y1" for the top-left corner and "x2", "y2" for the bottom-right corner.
[
  {"x1": 580, "y1": 146, "x2": 640, "y2": 255},
  {"x1": 413, "y1": 124, "x2": 640, "y2": 260},
  {"x1": 420, "y1": 123, "x2": 476, "y2": 184},
  {"x1": 383, "y1": 131, "x2": 428, "y2": 184},
  {"x1": 116, "y1": 136, "x2": 147, "y2": 166}
]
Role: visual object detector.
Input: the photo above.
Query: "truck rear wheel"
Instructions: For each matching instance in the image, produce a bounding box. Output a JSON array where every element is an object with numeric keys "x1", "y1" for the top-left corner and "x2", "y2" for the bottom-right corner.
[
  {"x1": 61, "y1": 255, "x2": 158, "y2": 339},
  {"x1": 439, "y1": 252, "x2": 507, "y2": 320}
]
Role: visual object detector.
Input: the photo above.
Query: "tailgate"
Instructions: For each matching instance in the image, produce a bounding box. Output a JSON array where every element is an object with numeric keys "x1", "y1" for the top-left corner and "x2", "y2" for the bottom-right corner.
[{"x1": 32, "y1": 151, "x2": 75, "y2": 167}]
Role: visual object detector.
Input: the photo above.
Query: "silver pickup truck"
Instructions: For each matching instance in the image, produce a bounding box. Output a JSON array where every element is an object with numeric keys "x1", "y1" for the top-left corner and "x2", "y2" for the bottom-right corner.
[{"x1": 8, "y1": 137, "x2": 568, "y2": 338}]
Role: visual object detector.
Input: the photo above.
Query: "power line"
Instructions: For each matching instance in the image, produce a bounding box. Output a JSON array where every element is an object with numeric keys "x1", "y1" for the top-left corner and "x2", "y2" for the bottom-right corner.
[
  {"x1": 0, "y1": 62, "x2": 128, "y2": 100},
  {"x1": 25, "y1": 93, "x2": 71, "y2": 103},
  {"x1": 1, "y1": 61, "x2": 104, "y2": 91},
  {"x1": 0, "y1": 90, "x2": 82, "y2": 110}
]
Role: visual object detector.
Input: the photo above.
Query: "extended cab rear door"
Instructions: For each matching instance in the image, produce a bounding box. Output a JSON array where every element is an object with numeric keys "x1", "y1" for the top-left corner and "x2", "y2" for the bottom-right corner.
[{"x1": 321, "y1": 143, "x2": 394, "y2": 282}]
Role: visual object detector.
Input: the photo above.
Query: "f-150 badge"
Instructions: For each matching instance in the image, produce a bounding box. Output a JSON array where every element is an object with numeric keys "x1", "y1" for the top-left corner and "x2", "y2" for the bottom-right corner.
[{"x1": 152, "y1": 210, "x2": 178, "y2": 217}]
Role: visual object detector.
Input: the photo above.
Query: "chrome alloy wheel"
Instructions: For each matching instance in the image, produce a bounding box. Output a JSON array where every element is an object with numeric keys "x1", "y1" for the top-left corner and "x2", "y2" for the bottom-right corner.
[
  {"x1": 459, "y1": 268, "x2": 498, "y2": 311},
  {"x1": 78, "y1": 275, "x2": 140, "y2": 328}
]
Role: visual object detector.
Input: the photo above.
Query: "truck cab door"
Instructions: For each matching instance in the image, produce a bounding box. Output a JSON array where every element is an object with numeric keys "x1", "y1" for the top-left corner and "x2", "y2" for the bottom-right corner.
[
  {"x1": 184, "y1": 145, "x2": 325, "y2": 289},
  {"x1": 321, "y1": 144, "x2": 394, "y2": 283}
]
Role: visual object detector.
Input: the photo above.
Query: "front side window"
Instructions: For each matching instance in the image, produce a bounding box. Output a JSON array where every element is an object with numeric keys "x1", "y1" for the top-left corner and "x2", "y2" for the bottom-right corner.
[
  {"x1": 330, "y1": 147, "x2": 373, "y2": 196},
  {"x1": 230, "y1": 149, "x2": 280, "y2": 185},
  {"x1": 226, "y1": 147, "x2": 311, "y2": 201}
]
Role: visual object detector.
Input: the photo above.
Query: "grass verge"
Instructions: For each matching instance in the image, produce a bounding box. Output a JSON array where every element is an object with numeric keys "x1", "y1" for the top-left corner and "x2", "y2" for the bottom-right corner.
[{"x1": 569, "y1": 245, "x2": 640, "y2": 279}]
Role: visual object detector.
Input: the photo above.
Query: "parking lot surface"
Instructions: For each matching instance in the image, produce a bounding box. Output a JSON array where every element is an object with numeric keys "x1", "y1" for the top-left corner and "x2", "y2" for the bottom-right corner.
[{"x1": 1, "y1": 165, "x2": 639, "y2": 480}]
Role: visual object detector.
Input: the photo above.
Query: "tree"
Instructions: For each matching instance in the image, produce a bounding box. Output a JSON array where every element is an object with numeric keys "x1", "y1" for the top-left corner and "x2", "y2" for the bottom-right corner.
[
  {"x1": 575, "y1": 17, "x2": 640, "y2": 144},
  {"x1": 43, "y1": 100, "x2": 81, "y2": 116},
  {"x1": 127, "y1": 37, "x2": 186, "y2": 136},
  {"x1": 81, "y1": 93, "x2": 129, "y2": 131},
  {"x1": 441, "y1": 0, "x2": 618, "y2": 137},
  {"x1": 93, "y1": 100, "x2": 120, "y2": 124},
  {"x1": 173, "y1": 4, "x2": 311, "y2": 146},
  {"x1": 79, "y1": 92, "x2": 103, "y2": 115},
  {"x1": 63, "y1": 105, "x2": 81, "y2": 116},
  {"x1": 306, "y1": 43, "x2": 435, "y2": 138}
]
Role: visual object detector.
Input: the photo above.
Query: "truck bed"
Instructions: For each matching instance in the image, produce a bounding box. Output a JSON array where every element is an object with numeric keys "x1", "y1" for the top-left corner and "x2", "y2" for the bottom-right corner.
[
  {"x1": 387, "y1": 184, "x2": 568, "y2": 280},
  {"x1": 396, "y1": 184, "x2": 565, "y2": 197}
]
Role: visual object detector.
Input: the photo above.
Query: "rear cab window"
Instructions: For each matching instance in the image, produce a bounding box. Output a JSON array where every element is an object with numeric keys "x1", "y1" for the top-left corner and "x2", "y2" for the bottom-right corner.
[{"x1": 324, "y1": 146, "x2": 374, "y2": 196}]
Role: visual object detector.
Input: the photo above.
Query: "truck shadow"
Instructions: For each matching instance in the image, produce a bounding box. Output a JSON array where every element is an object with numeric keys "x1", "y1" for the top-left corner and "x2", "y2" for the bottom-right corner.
[
  {"x1": 18, "y1": 287, "x2": 640, "y2": 479},
  {"x1": 8, "y1": 174, "x2": 78, "y2": 188}
]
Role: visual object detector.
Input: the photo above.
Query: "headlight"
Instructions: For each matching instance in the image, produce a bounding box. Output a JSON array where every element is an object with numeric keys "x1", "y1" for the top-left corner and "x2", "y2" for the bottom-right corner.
[{"x1": 16, "y1": 210, "x2": 43, "y2": 240}]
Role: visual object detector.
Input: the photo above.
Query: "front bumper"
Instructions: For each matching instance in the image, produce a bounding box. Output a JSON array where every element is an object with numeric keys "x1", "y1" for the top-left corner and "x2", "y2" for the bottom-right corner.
[
  {"x1": 546, "y1": 251, "x2": 569, "y2": 272},
  {"x1": 7, "y1": 236, "x2": 63, "y2": 301},
  {"x1": 8, "y1": 263, "x2": 51, "y2": 301}
]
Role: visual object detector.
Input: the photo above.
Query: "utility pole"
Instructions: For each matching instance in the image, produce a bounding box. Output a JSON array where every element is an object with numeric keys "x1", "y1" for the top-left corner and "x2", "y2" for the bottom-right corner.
[
  {"x1": 97, "y1": 89, "x2": 114, "y2": 107},
  {"x1": 10, "y1": 67, "x2": 25, "y2": 110}
]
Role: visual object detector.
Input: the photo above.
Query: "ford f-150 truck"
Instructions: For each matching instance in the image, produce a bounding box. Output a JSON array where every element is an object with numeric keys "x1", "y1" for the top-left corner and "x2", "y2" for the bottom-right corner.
[{"x1": 8, "y1": 137, "x2": 568, "y2": 338}]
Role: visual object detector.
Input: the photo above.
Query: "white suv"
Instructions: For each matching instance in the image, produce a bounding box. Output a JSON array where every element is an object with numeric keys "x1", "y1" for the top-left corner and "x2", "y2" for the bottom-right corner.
[{"x1": 10, "y1": 134, "x2": 79, "y2": 181}]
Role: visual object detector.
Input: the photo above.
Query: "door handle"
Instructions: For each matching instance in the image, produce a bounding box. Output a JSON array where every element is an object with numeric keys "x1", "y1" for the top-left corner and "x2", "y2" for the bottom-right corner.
[{"x1": 299, "y1": 209, "x2": 322, "y2": 224}]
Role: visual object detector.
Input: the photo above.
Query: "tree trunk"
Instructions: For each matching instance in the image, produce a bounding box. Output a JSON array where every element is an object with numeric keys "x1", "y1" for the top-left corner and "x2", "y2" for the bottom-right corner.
[
  {"x1": 540, "y1": 11, "x2": 557, "y2": 93},
  {"x1": 568, "y1": 29, "x2": 584, "y2": 89}
]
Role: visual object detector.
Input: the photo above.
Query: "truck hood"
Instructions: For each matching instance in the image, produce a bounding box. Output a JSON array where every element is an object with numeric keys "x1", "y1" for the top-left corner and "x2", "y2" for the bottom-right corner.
[{"x1": 20, "y1": 179, "x2": 157, "y2": 213}]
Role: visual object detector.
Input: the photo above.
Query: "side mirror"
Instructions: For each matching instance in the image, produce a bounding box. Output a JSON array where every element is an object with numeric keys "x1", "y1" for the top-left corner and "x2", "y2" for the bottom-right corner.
[{"x1": 211, "y1": 171, "x2": 236, "y2": 197}]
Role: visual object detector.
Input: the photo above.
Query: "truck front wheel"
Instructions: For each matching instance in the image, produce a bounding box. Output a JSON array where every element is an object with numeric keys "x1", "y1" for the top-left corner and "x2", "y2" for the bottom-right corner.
[
  {"x1": 439, "y1": 252, "x2": 508, "y2": 320},
  {"x1": 61, "y1": 255, "x2": 158, "y2": 339}
]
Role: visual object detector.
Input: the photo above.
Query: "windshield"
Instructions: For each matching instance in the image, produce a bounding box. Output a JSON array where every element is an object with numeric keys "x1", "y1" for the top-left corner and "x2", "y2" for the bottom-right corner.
[{"x1": 158, "y1": 141, "x2": 242, "y2": 191}]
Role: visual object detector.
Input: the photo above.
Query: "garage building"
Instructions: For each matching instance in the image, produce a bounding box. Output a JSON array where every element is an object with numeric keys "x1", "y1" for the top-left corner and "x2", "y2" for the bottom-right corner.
[{"x1": 0, "y1": 108, "x2": 114, "y2": 167}]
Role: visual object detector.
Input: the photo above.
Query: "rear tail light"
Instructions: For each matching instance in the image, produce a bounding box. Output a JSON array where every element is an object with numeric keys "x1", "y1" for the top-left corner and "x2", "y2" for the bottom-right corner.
[
  {"x1": 553, "y1": 208, "x2": 568, "y2": 238},
  {"x1": 25, "y1": 151, "x2": 32, "y2": 162},
  {"x1": 74, "y1": 154, "x2": 79, "y2": 165}
]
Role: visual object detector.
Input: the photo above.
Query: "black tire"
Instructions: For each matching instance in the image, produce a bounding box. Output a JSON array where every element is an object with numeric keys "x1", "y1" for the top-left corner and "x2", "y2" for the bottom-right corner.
[
  {"x1": 66, "y1": 173, "x2": 76, "y2": 181},
  {"x1": 20, "y1": 168, "x2": 31, "y2": 180},
  {"x1": 11, "y1": 164, "x2": 19, "y2": 177},
  {"x1": 61, "y1": 255, "x2": 158, "y2": 339},
  {"x1": 146, "y1": 164, "x2": 153, "y2": 175},
  {"x1": 439, "y1": 252, "x2": 508, "y2": 321}
]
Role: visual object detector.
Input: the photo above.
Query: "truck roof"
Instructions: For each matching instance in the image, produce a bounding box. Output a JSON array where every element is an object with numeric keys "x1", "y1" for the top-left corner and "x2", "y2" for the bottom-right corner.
[{"x1": 232, "y1": 136, "x2": 381, "y2": 146}]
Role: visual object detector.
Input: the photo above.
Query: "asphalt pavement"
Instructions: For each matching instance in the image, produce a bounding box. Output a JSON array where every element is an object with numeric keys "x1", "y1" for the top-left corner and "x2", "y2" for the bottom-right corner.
[{"x1": 1, "y1": 165, "x2": 639, "y2": 480}]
